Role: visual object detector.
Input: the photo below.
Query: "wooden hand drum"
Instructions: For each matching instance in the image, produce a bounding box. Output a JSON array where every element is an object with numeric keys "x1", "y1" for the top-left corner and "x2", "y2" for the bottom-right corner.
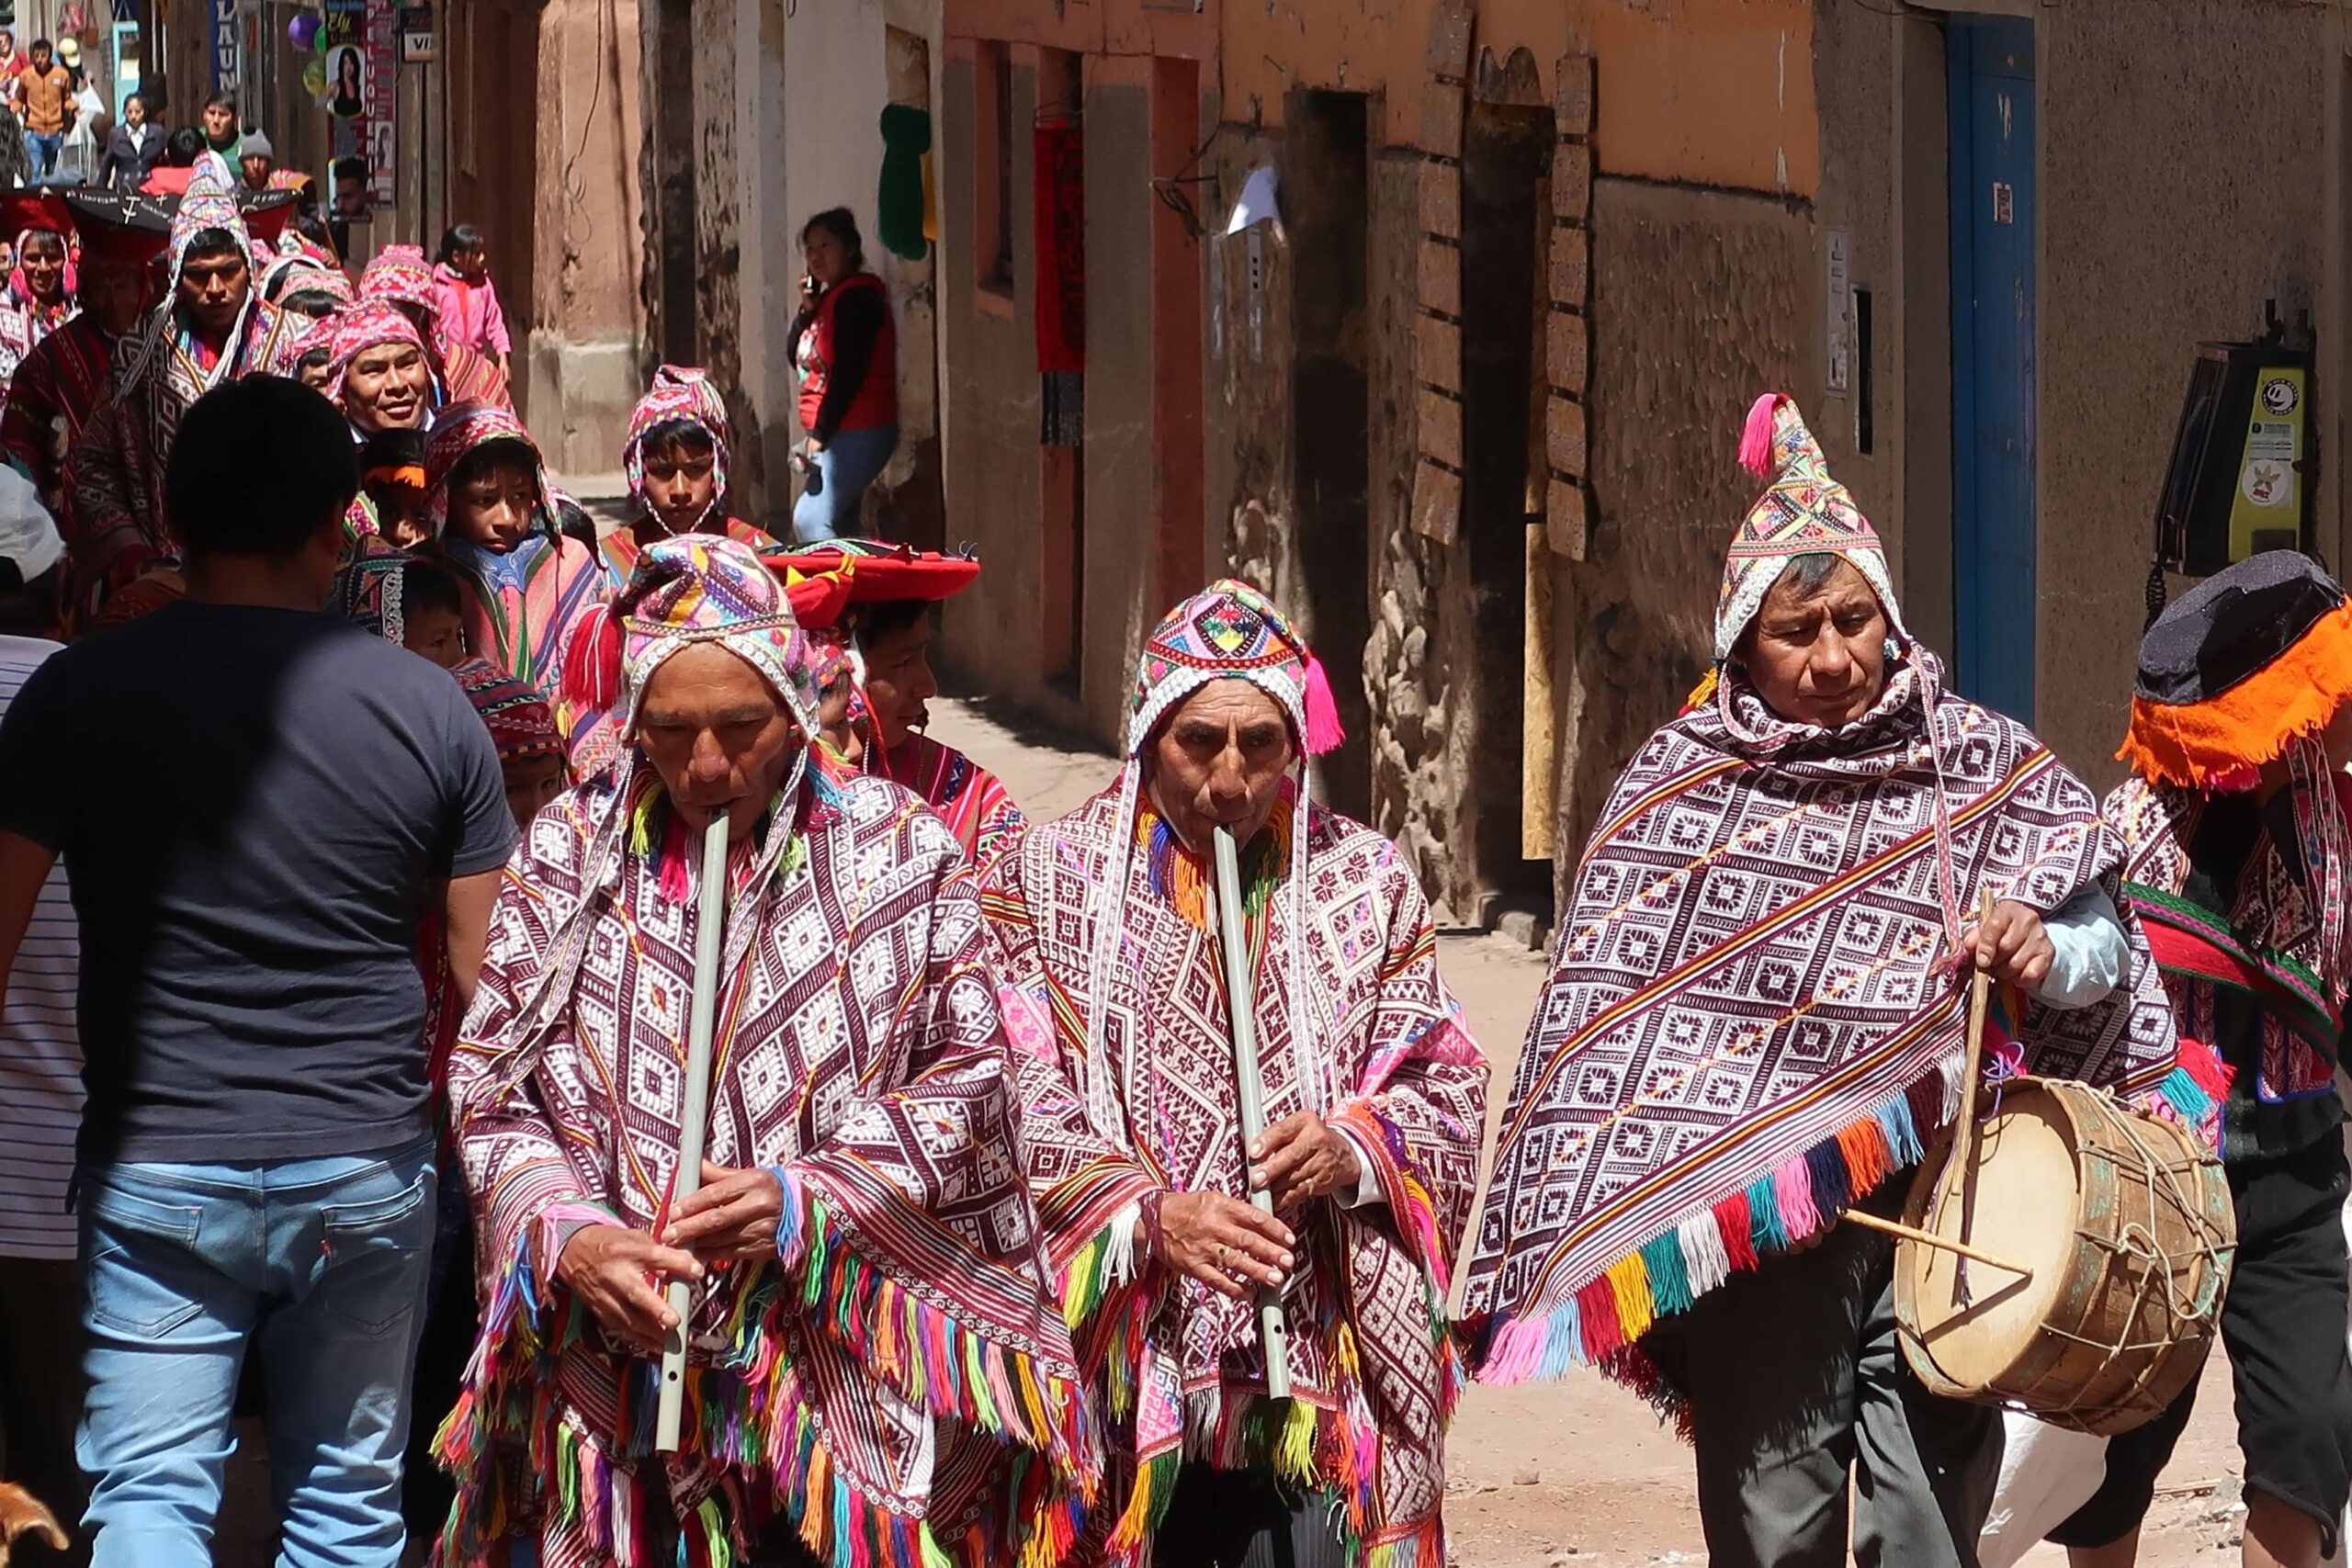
[{"x1": 1892, "y1": 1077, "x2": 2236, "y2": 1436}]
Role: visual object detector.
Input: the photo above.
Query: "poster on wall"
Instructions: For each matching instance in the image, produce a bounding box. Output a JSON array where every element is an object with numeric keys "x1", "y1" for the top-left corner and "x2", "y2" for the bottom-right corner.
[
  {"x1": 364, "y1": 0, "x2": 396, "y2": 205},
  {"x1": 209, "y1": 0, "x2": 237, "y2": 91},
  {"x1": 326, "y1": 0, "x2": 364, "y2": 157}
]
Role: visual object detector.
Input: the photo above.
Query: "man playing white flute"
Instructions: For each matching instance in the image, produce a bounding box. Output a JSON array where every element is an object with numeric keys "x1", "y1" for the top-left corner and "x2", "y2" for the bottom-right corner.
[
  {"x1": 434, "y1": 536, "x2": 1095, "y2": 1568},
  {"x1": 982, "y1": 580, "x2": 1487, "y2": 1568}
]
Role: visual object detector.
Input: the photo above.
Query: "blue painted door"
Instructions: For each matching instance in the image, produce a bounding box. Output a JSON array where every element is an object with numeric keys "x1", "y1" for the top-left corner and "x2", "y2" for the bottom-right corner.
[{"x1": 1949, "y1": 17, "x2": 2037, "y2": 724}]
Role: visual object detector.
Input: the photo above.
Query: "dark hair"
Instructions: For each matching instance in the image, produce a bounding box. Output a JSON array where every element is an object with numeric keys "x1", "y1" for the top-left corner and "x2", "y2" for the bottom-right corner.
[
  {"x1": 293, "y1": 213, "x2": 335, "y2": 250},
  {"x1": 357, "y1": 427, "x2": 428, "y2": 474},
  {"x1": 164, "y1": 127, "x2": 205, "y2": 167},
  {"x1": 167, "y1": 378, "x2": 358, "y2": 560},
  {"x1": 203, "y1": 91, "x2": 237, "y2": 116},
  {"x1": 556, "y1": 498, "x2": 598, "y2": 549},
  {"x1": 277, "y1": 288, "x2": 342, "y2": 318},
  {"x1": 297, "y1": 345, "x2": 333, "y2": 371},
  {"x1": 121, "y1": 91, "x2": 144, "y2": 114},
  {"x1": 435, "y1": 222, "x2": 486, "y2": 265},
  {"x1": 399, "y1": 558, "x2": 464, "y2": 622},
  {"x1": 798, "y1": 208, "x2": 867, "y2": 274},
  {"x1": 855, "y1": 599, "x2": 928, "y2": 649},
  {"x1": 638, "y1": 417, "x2": 715, "y2": 461},
  {"x1": 28, "y1": 39, "x2": 50, "y2": 54},
  {"x1": 179, "y1": 228, "x2": 244, "y2": 267},
  {"x1": 333, "y1": 155, "x2": 369, "y2": 185},
  {"x1": 17, "y1": 229, "x2": 63, "y2": 256},
  {"x1": 449, "y1": 437, "x2": 538, "y2": 496},
  {"x1": 0, "y1": 558, "x2": 59, "y2": 638}
]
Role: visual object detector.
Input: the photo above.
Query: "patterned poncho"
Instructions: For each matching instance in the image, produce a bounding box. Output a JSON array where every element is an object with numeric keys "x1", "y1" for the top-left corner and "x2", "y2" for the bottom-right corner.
[
  {"x1": 59, "y1": 157, "x2": 297, "y2": 626},
  {"x1": 2107, "y1": 747, "x2": 2350, "y2": 1159},
  {"x1": 0, "y1": 312, "x2": 114, "y2": 500},
  {"x1": 1464, "y1": 649, "x2": 2189, "y2": 1413},
  {"x1": 436, "y1": 770, "x2": 1096, "y2": 1568},
  {"x1": 983, "y1": 787, "x2": 1487, "y2": 1568},
  {"x1": 877, "y1": 733, "x2": 1026, "y2": 877}
]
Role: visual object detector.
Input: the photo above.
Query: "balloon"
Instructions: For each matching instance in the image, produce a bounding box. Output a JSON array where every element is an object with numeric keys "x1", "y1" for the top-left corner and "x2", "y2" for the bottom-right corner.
[
  {"x1": 288, "y1": 13, "x2": 319, "y2": 48},
  {"x1": 317, "y1": 25, "x2": 332, "y2": 54},
  {"x1": 301, "y1": 57, "x2": 327, "y2": 97}
]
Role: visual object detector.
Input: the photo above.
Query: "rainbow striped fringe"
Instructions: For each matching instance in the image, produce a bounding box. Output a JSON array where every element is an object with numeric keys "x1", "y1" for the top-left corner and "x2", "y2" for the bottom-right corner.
[
  {"x1": 430, "y1": 1194, "x2": 1098, "y2": 1568},
  {"x1": 1476, "y1": 1050, "x2": 2219, "y2": 1399}
]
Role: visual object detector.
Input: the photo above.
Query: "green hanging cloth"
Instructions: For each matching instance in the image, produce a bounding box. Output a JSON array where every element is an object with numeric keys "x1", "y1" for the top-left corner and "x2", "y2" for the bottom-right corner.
[{"x1": 877, "y1": 104, "x2": 932, "y2": 261}]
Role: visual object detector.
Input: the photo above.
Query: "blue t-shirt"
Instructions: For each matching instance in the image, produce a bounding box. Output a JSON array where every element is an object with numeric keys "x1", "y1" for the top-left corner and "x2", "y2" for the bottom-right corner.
[{"x1": 0, "y1": 601, "x2": 518, "y2": 1166}]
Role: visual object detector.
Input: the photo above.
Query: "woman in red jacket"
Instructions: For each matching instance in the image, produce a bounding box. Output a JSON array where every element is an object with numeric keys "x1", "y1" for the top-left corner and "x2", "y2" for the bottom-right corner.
[{"x1": 788, "y1": 207, "x2": 898, "y2": 542}]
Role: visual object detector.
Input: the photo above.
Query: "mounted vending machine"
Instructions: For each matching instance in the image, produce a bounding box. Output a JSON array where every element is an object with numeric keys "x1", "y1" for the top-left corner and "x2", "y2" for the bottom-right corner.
[{"x1": 2153, "y1": 304, "x2": 2314, "y2": 579}]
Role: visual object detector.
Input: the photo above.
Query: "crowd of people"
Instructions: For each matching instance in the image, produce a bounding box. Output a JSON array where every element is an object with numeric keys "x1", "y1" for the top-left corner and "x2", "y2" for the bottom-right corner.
[{"x1": 0, "y1": 111, "x2": 2336, "y2": 1568}]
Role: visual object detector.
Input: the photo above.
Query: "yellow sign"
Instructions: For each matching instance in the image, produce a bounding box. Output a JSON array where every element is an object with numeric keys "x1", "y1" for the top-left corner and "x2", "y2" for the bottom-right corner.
[{"x1": 2228, "y1": 365, "x2": 2305, "y2": 561}]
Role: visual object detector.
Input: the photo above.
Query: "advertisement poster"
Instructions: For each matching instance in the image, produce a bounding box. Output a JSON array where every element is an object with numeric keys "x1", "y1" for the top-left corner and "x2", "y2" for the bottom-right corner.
[
  {"x1": 209, "y1": 0, "x2": 237, "y2": 92},
  {"x1": 325, "y1": 0, "x2": 364, "y2": 158},
  {"x1": 365, "y1": 0, "x2": 397, "y2": 205}
]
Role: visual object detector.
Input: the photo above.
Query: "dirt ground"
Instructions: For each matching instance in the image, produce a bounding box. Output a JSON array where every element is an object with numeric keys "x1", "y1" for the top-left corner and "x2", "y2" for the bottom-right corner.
[{"x1": 204, "y1": 697, "x2": 2250, "y2": 1566}]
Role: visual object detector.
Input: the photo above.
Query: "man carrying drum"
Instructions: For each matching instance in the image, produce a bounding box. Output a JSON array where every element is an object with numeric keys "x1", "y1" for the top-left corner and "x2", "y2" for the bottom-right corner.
[
  {"x1": 1464, "y1": 394, "x2": 2192, "y2": 1568},
  {"x1": 2047, "y1": 551, "x2": 2352, "y2": 1568}
]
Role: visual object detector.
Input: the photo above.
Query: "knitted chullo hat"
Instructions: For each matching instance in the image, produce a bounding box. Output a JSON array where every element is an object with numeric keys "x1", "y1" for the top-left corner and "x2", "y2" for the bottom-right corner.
[
  {"x1": 564, "y1": 534, "x2": 822, "y2": 745},
  {"x1": 166, "y1": 152, "x2": 247, "y2": 286},
  {"x1": 454, "y1": 658, "x2": 563, "y2": 764},
  {"x1": 1715, "y1": 392, "x2": 1907, "y2": 661},
  {"x1": 624, "y1": 366, "x2": 732, "y2": 532},
  {"x1": 358, "y1": 243, "x2": 440, "y2": 325},
  {"x1": 424, "y1": 400, "x2": 554, "y2": 541},
  {"x1": 1079, "y1": 579, "x2": 1347, "y2": 1145},
  {"x1": 320, "y1": 299, "x2": 427, "y2": 405},
  {"x1": 2120, "y1": 550, "x2": 2352, "y2": 791}
]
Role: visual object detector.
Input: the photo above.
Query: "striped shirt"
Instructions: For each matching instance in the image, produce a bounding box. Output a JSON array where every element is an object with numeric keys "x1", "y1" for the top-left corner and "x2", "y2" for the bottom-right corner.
[{"x1": 0, "y1": 634, "x2": 79, "y2": 1259}]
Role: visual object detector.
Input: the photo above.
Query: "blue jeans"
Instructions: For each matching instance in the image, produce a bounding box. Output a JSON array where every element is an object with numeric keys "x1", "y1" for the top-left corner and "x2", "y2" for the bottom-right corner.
[
  {"x1": 790, "y1": 423, "x2": 898, "y2": 542},
  {"x1": 76, "y1": 1139, "x2": 437, "y2": 1568},
  {"x1": 25, "y1": 130, "x2": 62, "y2": 181}
]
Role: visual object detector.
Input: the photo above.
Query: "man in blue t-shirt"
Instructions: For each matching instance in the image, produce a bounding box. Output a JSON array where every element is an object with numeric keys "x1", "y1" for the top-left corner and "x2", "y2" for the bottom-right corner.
[{"x1": 0, "y1": 376, "x2": 517, "y2": 1568}]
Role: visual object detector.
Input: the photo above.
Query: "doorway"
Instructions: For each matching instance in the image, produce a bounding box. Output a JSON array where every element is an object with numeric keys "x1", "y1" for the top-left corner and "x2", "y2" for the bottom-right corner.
[
  {"x1": 1287, "y1": 89, "x2": 1372, "y2": 819},
  {"x1": 652, "y1": 0, "x2": 698, "y2": 366},
  {"x1": 1948, "y1": 17, "x2": 2037, "y2": 723},
  {"x1": 1460, "y1": 99, "x2": 1554, "y2": 910}
]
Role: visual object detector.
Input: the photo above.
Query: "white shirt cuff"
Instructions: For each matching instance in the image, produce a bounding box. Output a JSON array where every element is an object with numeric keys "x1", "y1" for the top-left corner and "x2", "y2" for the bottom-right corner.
[{"x1": 1332, "y1": 1125, "x2": 1385, "y2": 1209}]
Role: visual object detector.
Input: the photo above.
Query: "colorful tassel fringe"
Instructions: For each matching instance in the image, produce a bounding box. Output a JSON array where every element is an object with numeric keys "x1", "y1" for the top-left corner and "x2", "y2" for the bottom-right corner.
[
  {"x1": 432, "y1": 1192, "x2": 1098, "y2": 1568},
  {"x1": 1474, "y1": 1052, "x2": 2220, "y2": 1394}
]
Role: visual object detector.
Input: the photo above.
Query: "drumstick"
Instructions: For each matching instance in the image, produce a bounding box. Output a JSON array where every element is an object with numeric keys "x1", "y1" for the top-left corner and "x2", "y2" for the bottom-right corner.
[
  {"x1": 656, "y1": 813, "x2": 733, "y2": 1453},
  {"x1": 1950, "y1": 885, "x2": 1998, "y2": 1305},
  {"x1": 1839, "y1": 1208, "x2": 2033, "y2": 1280},
  {"x1": 1211, "y1": 824, "x2": 1293, "y2": 1401}
]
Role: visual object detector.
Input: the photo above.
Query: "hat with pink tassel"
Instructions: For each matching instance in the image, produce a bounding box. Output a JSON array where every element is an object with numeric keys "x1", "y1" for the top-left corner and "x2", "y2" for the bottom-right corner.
[
  {"x1": 1071, "y1": 579, "x2": 1350, "y2": 1149},
  {"x1": 1714, "y1": 391, "x2": 1905, "y2": 662}
]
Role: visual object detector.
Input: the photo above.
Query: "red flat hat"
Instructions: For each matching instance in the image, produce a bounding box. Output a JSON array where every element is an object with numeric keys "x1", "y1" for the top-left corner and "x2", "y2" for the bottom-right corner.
[
  {"x1": 0, "y1": 190, "x2": 68, "y2": 241},
  {"x1": 765, "y1": 542, "x2": 980, "y2": 622}
]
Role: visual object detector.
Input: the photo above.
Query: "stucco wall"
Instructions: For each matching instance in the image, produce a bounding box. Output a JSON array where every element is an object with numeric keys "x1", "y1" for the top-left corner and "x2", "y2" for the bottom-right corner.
[
  {"x1": 2035, "y1": 0, "x2": 2326, "y2": 788},
  {"x1": 1555, "y1": 178, "x2": 1812, "y2": 894},
  {"x1": 1221, "y1": 0, "x2": 1814, "y2": 197}
]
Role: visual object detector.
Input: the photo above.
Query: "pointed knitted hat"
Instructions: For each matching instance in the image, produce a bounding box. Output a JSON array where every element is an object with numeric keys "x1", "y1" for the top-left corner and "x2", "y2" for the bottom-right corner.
[{"x1": 1714, "y1": 392, "x2": 1906, "y2": 661}]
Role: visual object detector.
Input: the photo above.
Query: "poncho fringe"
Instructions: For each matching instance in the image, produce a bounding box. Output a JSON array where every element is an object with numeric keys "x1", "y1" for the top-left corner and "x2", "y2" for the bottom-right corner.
[
  {"x1": 433, "y1": 1190, "x2": 1098, "y2": 1568},
  {"x1": 1475, "y1": 1049, "x2": 2213, "y2": 1403}
]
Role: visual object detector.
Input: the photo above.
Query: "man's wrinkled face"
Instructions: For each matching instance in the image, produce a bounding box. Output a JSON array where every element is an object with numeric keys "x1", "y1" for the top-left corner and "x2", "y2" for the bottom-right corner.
[
  {"x1": 634, "y1": 642, "x2": 802, "y2": 842},
  {"x1": 175, "y1": 250, "x2": 251, "y2": 334},
  {"x1": 1737, "y1": 558, "x2": 1890, "y2": 732},
  {"x1": 1145, "y1": 678, "x2": 1297, "y2": 855},
  {"x1": 342, "y1": 341, "x2": 430, "y2": 432}
]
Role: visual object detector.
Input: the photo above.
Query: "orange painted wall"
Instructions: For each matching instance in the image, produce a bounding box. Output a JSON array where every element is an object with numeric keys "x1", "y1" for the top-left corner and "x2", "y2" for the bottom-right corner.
[{"x1": 1221, "y1": 0, "x2": 1815, "y2": 199}]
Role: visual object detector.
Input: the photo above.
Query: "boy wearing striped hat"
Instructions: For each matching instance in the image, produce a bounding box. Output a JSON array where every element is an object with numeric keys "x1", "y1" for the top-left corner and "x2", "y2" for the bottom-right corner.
[{"x1": 982, "y1": 579, "x2": 1487, "y2": 1567}]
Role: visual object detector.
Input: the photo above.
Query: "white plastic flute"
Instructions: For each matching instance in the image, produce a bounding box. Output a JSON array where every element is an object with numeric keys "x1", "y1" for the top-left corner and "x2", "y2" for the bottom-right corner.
[
  {"x1": 1211, "y1": 824, "x2": 1293, "y2": 1400},
  {"x1": 655, "y1": 813, "x2": 733, "y2": 1452}
]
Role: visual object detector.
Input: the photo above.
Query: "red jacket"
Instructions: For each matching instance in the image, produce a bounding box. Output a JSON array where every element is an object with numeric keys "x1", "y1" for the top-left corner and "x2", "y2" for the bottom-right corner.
[{"x1": 794, "y1": 272, "x2": 896, "y2": 441}]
